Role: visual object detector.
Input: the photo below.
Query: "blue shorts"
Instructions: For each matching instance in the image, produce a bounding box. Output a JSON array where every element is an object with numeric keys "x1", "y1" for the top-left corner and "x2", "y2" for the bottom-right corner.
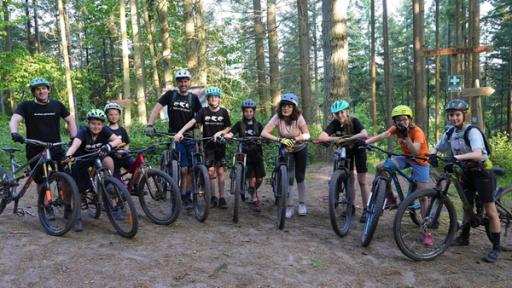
[
  {"x1": 390, "y1": 156, "x2": 430, "y2": 184},
  {"x1": 174, "y1": 140, "x2": 196, "y2": 168}
]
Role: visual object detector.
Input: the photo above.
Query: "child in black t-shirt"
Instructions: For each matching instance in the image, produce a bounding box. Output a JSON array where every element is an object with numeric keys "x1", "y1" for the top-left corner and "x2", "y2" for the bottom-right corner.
[
  {"x1": 226, "y1": 100, "x2": 265, "y2": 212},
  {"x1": 104, "y1": 103, "x2": 136, "y2": 182},
  {"x1": 175, "y1": 87, "x2": 231, "y2": 209}
]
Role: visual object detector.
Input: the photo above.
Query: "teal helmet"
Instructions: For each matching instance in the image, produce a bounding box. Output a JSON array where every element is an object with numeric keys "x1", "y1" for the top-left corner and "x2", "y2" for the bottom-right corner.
[
  {"x1": 206, "y1": 86, "x2": 222, "y2": 98},
  {"x1": 445, "y1": 99, "x2": 469, "y2": 112},
  {"x1": 330, "y1": 100, "x2": 349, "y2": 113},
  {"x1": 29, "y1": 77, "x2": 50, "y2": 90},
  {"x1": 87, "y1": 109, "x2": 106, "y2": 122}
]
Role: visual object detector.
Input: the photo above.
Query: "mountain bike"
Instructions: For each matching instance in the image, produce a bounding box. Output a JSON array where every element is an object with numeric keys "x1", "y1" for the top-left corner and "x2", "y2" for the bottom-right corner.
[
  {"x1": 269, "y1": 141, "x2": 290, "y2": 230},
  {"x1": 227, "y1": 136, "x2": 261, "y2": 223},
  {"x1": 0, "y1": 139, "x2": 80, "y2": 236},
  {"x1": 118, "y1": 144, "x2": 181, "y2": 225},
  {"x1": 361, "y1": 144, "x2": 423, "y2": 247},
  {"x1": 155, "y1": 132, "x2": 181, "y2": 185},
  {"x1": 393, "y1": 156, "x2": 509, "y2": 260},
  {"x1": 70, "y1": 149, "x2": 138, "y2": 238},
  {"x1": 493, "y1": 173, "x2": 512, "y2": 251}
]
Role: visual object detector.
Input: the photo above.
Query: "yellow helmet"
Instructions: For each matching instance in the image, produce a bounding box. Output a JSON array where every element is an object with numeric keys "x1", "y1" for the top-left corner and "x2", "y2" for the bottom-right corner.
[{"x1": 391, "y1": 105, "x2": 413, "y2": 119}]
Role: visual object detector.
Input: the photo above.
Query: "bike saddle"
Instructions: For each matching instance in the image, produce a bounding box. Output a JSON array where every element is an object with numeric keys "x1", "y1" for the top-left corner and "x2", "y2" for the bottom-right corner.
[
  {"x1": 1, "y1": 146, "x2": 20, "y2": 153},
  {"x1": 491, "y1": 167, "x2": 506, "y2": 177}
]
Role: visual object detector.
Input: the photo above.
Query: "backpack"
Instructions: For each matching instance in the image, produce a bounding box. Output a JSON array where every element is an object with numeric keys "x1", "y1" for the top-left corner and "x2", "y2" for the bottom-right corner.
[{"x1": 445, "y1": 125, "x2": 492, "y2": 156}]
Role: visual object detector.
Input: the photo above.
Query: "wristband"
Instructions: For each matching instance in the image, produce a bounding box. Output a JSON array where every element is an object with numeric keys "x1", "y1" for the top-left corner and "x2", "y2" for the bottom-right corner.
[{"x1": 302, "y1": 133, "x2": 310, "y2": 140}]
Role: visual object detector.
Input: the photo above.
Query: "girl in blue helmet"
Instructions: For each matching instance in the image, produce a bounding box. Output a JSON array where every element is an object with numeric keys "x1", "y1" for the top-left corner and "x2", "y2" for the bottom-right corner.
[
  {"x1": 261, "y1": 93, "x2": 311, "y2": 218},
  {"x1": 318, "y1": 100, "x2": 369, "y2": 223}
]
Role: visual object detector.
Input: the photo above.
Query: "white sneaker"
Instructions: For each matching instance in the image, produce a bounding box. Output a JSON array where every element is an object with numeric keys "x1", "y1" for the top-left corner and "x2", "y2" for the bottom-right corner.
[
  {"x1": 285, "y1": 206, "x2": 294, "y2": 218},
  {"x1": 298, "y1": 203, "x2": 307, "y2": 216}
]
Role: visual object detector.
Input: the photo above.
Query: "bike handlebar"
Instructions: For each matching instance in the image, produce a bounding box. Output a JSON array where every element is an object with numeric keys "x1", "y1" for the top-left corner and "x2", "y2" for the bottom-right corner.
[{"x1": 25, "y1": 138, "x2": 68, "y2": 148}]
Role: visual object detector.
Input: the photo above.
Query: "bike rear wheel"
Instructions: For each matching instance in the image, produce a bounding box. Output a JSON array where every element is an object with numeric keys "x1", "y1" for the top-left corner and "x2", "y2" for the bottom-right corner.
[
  {"x1": 493, "y1": 185, "x2": 512, "y2": 251},
  {"x1": 0, "y1": 167, "x2": 10, "y2": 215},
  {"x1": 394, "y1": 189, "x2": 457, "y2": 261},
  {"x1": 361, "y1": 176, "x2": 387, "y2": 247},
  {"x1": 193, "y1": 165, "x2": 211, "y2": 222},
  {"x1": 232, "y1": 164, "x2": 243, "y2": 223},
  {"x1": 328, "y1": 169, "x2": 352, "y2": 237},
  {"x1": 38, "y1": 171, "x2": 80, "y2": 236},
  {"x1": 275, "y1": 165, "x2": 288, "y2": 230},
  {"x1": 102, "y1": 175, "x2": 138, "y2": 238},
  {"x1": 138, "y1": 168, "x2": 181, "y2": 225}
]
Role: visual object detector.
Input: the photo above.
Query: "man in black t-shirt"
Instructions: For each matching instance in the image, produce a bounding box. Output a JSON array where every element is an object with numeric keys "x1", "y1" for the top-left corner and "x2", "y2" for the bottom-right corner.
[
  {"x1": 145, "y1": 69, "x2": 201, "y2": 207},
  {"x1": 175, "y1": 87, "x2": 231, "y2": 209},
  {"x1": 226, "y1": 100, "x2": 265, "y2": 212},
  {"x1": 9, "y1": 77, "x2": 77, "y2": 182}
]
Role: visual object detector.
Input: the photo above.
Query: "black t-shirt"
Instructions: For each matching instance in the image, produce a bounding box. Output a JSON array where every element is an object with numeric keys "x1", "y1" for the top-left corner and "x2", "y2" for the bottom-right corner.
[
  {"x1": 75, "y1": 126, "x2": 113, "y2": 156},
  {"x1": 157, "y1": 90, "x2": 201, "y2": 135},
  {"x1": 109, "y1": 126, "x2": 130, "y2": 144},
  {"x1": 324, "y1": 117, "x2": 364, "y2": 137},
  {"x1": 195, "y1": 107, "x2": 231, "y2": 137},
  {"x1": 13, "y1": 99, "x2": 70, "y2": 145},
  {"x1": 230, "y1": 119, "x2": 264, "y2": 162}
]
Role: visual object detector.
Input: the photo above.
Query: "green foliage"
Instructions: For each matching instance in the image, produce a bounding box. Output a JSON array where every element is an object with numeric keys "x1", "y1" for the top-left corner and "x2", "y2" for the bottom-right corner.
[
  {"x1": 0, "y1": 114, "x2": 27, "y2": 169},
  {"x1": 489, "y1": 133, "x2": 512, "y2": 186}
]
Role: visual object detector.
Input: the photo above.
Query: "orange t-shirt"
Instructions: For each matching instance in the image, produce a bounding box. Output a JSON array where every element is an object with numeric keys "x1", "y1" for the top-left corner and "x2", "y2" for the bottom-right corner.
[{"x1": 386, "y1": 125, "x2": 429, "y2": 165}]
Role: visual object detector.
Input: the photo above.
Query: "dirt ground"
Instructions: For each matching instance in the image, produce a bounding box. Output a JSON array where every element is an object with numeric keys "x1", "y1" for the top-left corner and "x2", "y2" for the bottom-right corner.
[{"x1": 0, "y1": 162, "x2": 510, "y2": 288}]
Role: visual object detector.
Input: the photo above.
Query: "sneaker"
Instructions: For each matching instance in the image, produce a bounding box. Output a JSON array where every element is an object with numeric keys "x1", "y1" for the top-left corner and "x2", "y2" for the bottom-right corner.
[
  {"x1": 211, "y1": 196, "x2": 218, "y2": 208},
  {"x1": 285, "y1": 206, "x2": 294, "y2": 218},
  {"x1": 45, "y1": 206, "x2": 56, "y2": 221},
  {"x1": 482, "y1": 249, "x2": 499, "y2": 263},
  {"x1": 385, "y1": 195, "x2": 398, "y2": 210},
  {"x1": 422, "y1": 232, "x2": 434, "y2": 246},
  {"x1": 451, "y1": 235, "x2": 470, "y2": 246},
  {"x1": 253, "y1": 199, "x2": 262, "y2": 212},
  {"x1": 218, "y1": 197, "x2": 228, "y2": 209},
  {"x1": 298, "y1": 203, "x2": 307, "y2": 216},
  {"x1": 74, "y1": 219, "x2": 83, "y2": 232},
  {"x1": 359, "y1": 208, "x2": 368, "y2": 223},
  {"x1": 112, "y1": 207, "x2": 127, "y2": 221}
]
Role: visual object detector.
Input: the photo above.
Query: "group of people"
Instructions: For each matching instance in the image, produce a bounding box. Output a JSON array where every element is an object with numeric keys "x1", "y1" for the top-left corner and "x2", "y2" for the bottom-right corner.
[{"x1": 8, "y1": 70, "x2": 502, "y2": 263}]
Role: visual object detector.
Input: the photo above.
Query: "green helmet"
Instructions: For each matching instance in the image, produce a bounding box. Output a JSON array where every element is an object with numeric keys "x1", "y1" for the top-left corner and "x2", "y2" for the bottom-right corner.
[
  {"x1": 87, "y1": 109, "x2": 106, "y2": 122},
  {"x1": 391, "y1": 105, "x2": 413, "y2": 119},
  {"x1": 330, "y1": 100, "x2": 349, "y2": 113},
  {"x1": 445, "y1": 99, "x2": 469, "y2": 112},
  {"x1": 29, "y1": 77, "x2": 50, "y2": 90},
  {"x1": 206, "y1": 87, "x2": 222, "y2": 98}
]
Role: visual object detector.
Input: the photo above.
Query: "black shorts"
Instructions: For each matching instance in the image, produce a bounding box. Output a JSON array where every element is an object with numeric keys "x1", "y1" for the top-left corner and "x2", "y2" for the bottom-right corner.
[
  {"x1": 205, "y1": 144, "x2": 226, "y2": 168},
  {"x1": 26, "y1": 146, "x2": 65, "y2": 184},
  {"x1": 347, "y1": 148, "x2": 368, "y2": 173},
  {"x1": 113, "y1": 155, "x2": 135, "y2": 178},
  {"x1": 246, "y1": 161, "x2": 266, "y2": 179},
  {"x1": 461, "y1": 169, "x2": 495, "y2": 204}
]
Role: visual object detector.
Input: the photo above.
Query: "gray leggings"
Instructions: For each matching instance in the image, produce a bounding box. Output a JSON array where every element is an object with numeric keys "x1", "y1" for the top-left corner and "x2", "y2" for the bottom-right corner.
[{"x1": 286, "y1": 147, "x2": 308, "y2": 205}]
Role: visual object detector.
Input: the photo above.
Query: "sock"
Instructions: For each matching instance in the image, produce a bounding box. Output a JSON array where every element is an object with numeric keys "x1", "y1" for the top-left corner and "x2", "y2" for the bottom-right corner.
[
  {"x1": 297, "y1": 181, "x2": 306, "y2": 203},
  {"x1": 491, "y1": 232, "x2": 501, "y2": 251},
  {"x1": 460, "y1": 225, "x2": 470, "y2": 239}
]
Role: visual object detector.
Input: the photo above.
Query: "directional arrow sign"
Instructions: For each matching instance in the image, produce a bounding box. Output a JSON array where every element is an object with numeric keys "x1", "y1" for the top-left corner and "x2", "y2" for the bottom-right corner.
[{"x1": 461, "y1": 87, "x2": 495, "y2": 97}]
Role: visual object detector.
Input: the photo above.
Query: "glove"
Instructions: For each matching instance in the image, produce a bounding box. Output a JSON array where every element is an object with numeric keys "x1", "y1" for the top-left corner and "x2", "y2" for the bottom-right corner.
[
  {"x1": 280, "y1": 138, "x2": 295, "y2": 149},
  {"x1": 11, "y1": 132, "x2": 25, "y2": 143},
  {"x1": 396, "y1": 125, "x2": 408, "y2": 138},
  {"x1": 100, "y1": 143, "x2": 112, "y2": 154},
  {"x1": 61, "y1": 155, "x2": 73, "y2": 164},
  {"x1": 428, "y1": 154, "x2": 438, "y2": 167},
  {"x1": 335, "y1": 137, "x2": 349, "y2": 145},
  {"x1": 145, "y1": 125, "x2": 155, "y2": 137}
]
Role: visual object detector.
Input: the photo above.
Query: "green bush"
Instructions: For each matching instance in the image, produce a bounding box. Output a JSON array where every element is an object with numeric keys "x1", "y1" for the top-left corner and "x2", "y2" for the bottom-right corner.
[{"x1": 489, "y1": 133, "x2": 512, "y2": 187}]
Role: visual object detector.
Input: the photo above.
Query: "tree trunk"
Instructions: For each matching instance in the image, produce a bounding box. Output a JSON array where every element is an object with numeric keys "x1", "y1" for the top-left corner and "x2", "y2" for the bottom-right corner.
[
  {"x1": 509, "y1": 47, "x2": 512, "y2": 138},
  {"x1": 413, "y1": 0, "x2": 427, "y2": 138},
  {"x1": 64, "y1": 4, "x2": 73, "y2": 68},
  {"x1": 312, "y1": 0, "x2": 319, "y2": 115},
  {"x1": 1, "y1": 0, "x2": 12, "y2": 114},
  {"x1": 25, "y1": 0, "x2": 33, "y2": 54},
  {"x1": 449, "y1": 0, "x2": 462, "y2": 100},
  {"x1": 322, "y1": 0, "x2": 332, "y2": 127},
  {"x1": 158, "y1": 0, "x2": 172, "y2": 88},
  {"x1": 330, "y1": 0, "x2": 349, "y2": 107},
  {"x1": 298, "y1": 0, "x2": 313, "y2": 122},
  {"x1": 469, "y1": 0, "x2": 484, "y2": 130},
  {"x1": 32, "y1": 0, "x2": 40, "y2": 53},
  {"x1": 57, "y1": 0, "x2": 76, "y2": 119},
  {"x1": 267, "y1": 0, "x2": 280, "y2": 110},
  {"x1": 434, "y1": 0, "x2": 440, "y2": 142},
  {"x1": 370, "y1": 0, "x2": 377, "y2": 133},
  {"x1": 196, "y1": 0, "x2": 207, "y2": 86},
  {"x1": 184, "y1": 0, "x2": 197, "y2": 82},
  {"x1": 253, "y1": 0, "x2": 268, "y2": 115},
  {"x1": 120, "y1": 0, "x2": 132, "y2": 125},
  {"x1": 383, "y1": 0, "x2": 393, "y2": 130},
  {"x1": 130, "y1": 0, "x2": 147, "y2": 124},
  {"x1": 141, "y1": 0, "x2": 161, "y2": 96}
]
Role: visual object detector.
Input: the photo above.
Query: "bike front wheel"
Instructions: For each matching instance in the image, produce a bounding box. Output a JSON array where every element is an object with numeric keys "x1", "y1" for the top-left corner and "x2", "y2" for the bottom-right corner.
[
  {"x1": 361, "y1": 176, "x2": 387, "y2": 247},
  {"x1": 232, "y1": 164, "x2": 243, "y2": 223},
  {"x1": 193, "y1": 165, "x2": 211, "y2": 222},
  {"x1": 493, "y1": 185, "x2": 512, "y2": 251},
  {"x1": 38, "y1": 171, "x2": 80, "y2": 236},
  {"x1": 102, "y1": 175, "x2": 138, "y2": 238},
  {"x1": 0, "y1": 167, "x2": 10, "y2": 215},
  {"x1": 138, "y1": 168, "x2": 181, "y2": 225},
  {"x1": 329, "y1": 169, "x2": 353, "y2": 237},
  {"x1": 393, "y1": 189, "x2": 457, "y2": 261},
  {"x1": 275, "y1": 165, "x2": 288, "y2": 230}
]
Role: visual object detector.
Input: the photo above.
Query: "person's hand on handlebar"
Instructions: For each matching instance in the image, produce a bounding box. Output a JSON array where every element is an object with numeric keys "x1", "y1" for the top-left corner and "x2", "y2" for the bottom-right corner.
[{"x1": 279, "y1": 138, "x2": 295, "y2": 149}]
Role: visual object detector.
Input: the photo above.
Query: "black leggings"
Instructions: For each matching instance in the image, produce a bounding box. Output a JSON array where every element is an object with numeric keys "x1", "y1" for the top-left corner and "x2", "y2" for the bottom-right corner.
[{"x1": 287, "y1": 146, "x2": 308, "y2": 185}]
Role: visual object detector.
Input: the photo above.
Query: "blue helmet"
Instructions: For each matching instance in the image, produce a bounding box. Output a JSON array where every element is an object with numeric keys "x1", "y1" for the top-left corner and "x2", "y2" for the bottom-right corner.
[
  {"x1": 445, "y1": 99, "x2": 469, "y2": 112},
  {"x1": 280, "y1": 93, "x2": 299, "y2": 106},
  {"x1": 241, "y1": 99, "x2": 257, "y2": 110},
  {"x1": 330, "y1": 100, "x2": 349, "y2": 113},
  {"x1": 206, "y1": 86, "x2": 222, "y2": 98}
]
